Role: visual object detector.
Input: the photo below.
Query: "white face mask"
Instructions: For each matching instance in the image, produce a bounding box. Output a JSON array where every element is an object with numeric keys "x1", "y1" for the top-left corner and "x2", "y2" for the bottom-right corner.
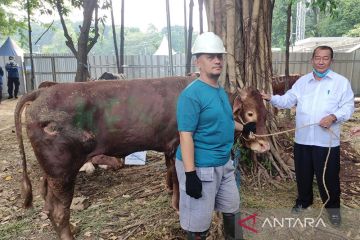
[{"x1": 9, "y1": 60, "x2": 14, "y2": 63}]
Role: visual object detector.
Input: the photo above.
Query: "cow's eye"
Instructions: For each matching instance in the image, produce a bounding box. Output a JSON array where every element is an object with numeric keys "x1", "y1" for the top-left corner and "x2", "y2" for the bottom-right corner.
[{"x1": 247, "y1": 112, "x2": 253, "y2": 117}]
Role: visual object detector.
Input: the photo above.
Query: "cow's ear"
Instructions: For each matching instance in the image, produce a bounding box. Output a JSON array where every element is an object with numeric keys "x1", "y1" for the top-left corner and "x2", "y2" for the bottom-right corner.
[
  {"x1": 239, "y1": 88, "x2": 248, "y2": 102},
  {"x1": 232, "y1": 95, "x2": 242, "y2": 114}
]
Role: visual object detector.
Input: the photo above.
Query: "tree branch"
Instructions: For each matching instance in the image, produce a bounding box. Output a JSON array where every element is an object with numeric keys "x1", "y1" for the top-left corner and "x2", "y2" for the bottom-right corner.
[
  {"x1": 34, "y1": 20, "x2": 54, "y2": 45},
  {"x1": 55, "y1": 0, "x2": 77, "y2": 56},
  {"x1": 87, "y1": 3, "x2": 100, "y2": 53}
]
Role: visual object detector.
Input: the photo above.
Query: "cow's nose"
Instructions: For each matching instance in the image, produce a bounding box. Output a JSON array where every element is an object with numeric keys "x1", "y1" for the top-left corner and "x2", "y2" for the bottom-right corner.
[{"x1": 259, "y1": 140, "x2": 270, "y2": 152}]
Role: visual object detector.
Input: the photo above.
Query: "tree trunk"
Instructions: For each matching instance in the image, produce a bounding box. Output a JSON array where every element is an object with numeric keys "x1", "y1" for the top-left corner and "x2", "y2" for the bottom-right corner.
[
  {"x1": 26, "y1": 0, "x2": 35, "y2": 90},
  {"x1": 185, "y1": 0, "x2": 194, "y2": 74},
  {"x1": 75, "y1": 0, "x2": 98, "y2": 81},
  {"x1": 285, "y1": 2, "x2": 292, "y2": 117},
  {"x1": 119, "y1": 0, "x2": 125, "y2": 73},
  {"x1": 198, "y1": 0, "x2": 204, "y2": 33},
  {"x1": 55, "y1": 0, "x2": 99, "y2": 82},
  {"x1": 110, "y1": 0, "x2": 120, "y2": 73},
  {"x1": 184, "y1": 0, "x2": 188, "y2": 54},
  {"x1": 205, "y1": 0, "x2": 273, "y2": 89},
  {"x1": 225, "y1": 0, "x2": 236, "y2": 92}
]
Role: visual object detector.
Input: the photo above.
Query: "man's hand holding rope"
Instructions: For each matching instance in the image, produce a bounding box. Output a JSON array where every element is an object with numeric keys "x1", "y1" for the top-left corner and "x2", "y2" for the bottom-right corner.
[{"x1": 319, "y1": 114, "x2": 337, "y2": 129}]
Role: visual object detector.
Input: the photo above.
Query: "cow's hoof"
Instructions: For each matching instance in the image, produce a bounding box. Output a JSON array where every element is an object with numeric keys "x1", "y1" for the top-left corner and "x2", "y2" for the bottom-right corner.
[{"x1": 79, "y1": 162, "x2": 95, "y2": 174}]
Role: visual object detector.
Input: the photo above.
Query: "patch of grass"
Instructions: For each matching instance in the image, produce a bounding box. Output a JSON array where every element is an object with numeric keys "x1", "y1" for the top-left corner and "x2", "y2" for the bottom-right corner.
[
  {"x1": 0, "y1": 218, "x2": 32, "y2": 240},
  {"x1": 72, "y1": 203, "x2": 116, "y2": 238},
  {"x1": 240, "y1": 179, "x2": 325, "y2": 210},
  {"x1": 121, "y1": 194, "x2": 181, "y2": 239},
  {"x1": 70, "y1": 191, "x2": 182, "y2": 239},
  {"x1": 241, "y1": 183, "x2": 294, "y2": 209},
  {"x1": 0, "y1": 208, "x2": 40, "y2": 240}
]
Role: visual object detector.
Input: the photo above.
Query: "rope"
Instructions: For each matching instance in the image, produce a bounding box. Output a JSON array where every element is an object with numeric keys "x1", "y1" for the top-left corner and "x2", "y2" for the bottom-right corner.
[{"x1": 252, "y1": 123, "x2": 318, "y2": 138}]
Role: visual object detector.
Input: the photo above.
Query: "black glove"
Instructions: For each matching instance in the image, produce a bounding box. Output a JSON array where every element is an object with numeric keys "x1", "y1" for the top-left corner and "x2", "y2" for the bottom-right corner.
[
  {"x1": 242, "y1": 122, "x2": 256, "y2": 135},
  {"x1": 185, "y1": 171, "x2": 202, "y2": 199}
]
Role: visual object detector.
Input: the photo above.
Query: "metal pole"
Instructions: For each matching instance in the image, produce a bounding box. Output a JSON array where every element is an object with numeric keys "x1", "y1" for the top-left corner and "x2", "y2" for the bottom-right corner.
[
  {"x1": 184, "y1": 0, "x2": 188, "y2": 55},
  {"x1": 27, "y1": 0, "x2": 35, "y2": 90}
]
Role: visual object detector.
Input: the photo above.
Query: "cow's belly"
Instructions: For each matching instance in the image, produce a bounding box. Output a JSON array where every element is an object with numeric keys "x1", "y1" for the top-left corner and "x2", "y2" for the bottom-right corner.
[{"x1": 88, "y1": 128, "x2": 178, "y2": 158}]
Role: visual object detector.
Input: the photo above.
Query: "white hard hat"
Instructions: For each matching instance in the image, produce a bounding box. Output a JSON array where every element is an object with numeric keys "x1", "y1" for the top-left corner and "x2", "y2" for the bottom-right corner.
[{"x1": 191, "y1": 32, "x2": 227, "y2": 55}]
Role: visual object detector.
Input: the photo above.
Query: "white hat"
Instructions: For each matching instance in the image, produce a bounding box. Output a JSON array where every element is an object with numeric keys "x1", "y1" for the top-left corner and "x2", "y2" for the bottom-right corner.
[{"x1": 191, "y1": 32, "x2": 227, "y2": 55}]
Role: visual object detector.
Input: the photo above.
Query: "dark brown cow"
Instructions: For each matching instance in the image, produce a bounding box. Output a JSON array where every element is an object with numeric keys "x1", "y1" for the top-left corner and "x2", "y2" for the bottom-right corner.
[
  {"x1": 272, "y1": 74, "x2": 301, "y2": 95},
  {"x1": 271, "y1": 74, "x2": 301, "y2": 115},
  {"x1": 98, "y1": 72, "x2": 126, "y2": 80},
  {"x1": 15, "y1": 77, "x2": 269, "y2": 239},
  {"x1": 38, "y1": 81, "x2": 58, "y2": 88}
]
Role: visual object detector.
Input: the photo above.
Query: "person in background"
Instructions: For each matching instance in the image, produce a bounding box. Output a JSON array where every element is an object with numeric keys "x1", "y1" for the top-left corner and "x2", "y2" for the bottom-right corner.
[
  {"x1": 0, "y1": 65, "x2": 3, "y2": 103},
  {"x1": 262, "y1": 45, "x2": 354, "y2": 226},
  {"x1": 175, "y1": 32, "x2": 254, "y2": 240},
  {"x1": 5, "y1": 56, "x2": 20, "y2": 99}
]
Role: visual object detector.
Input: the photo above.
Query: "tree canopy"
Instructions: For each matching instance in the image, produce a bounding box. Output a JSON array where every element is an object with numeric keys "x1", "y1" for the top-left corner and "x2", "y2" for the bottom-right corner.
[
  {"x1": 272, "y1": 0, "x2": 297, "y2": 48},
  {"x1": 0, "y1": 1, "x2": 26, "y2": 40},
  {"x1": 271, "y1": 0, "x2": 360, "y2": 48},
  {"x1": 307, "y1": 0, "x2": 360, "y2": 37},
  {"x1": 13, "y1": 21, "x2": 192, "y2": 55}
]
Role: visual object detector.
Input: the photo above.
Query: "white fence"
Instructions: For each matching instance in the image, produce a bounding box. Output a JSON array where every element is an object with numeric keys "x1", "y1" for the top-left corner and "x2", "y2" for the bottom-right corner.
[
  {"x1": 1, "y1": 51, "x2": 360, "y2": 97},
  {"x1": 22, "y1": 54, "x2": 195, "y2": 88}
]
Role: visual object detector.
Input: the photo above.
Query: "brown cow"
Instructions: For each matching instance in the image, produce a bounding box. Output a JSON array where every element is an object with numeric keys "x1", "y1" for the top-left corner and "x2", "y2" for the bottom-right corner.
[{"x1": 15, "y1": 77, "x2": 269, "y2": 239}]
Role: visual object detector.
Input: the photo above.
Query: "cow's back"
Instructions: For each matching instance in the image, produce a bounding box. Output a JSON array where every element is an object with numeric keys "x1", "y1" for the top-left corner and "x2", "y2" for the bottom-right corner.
[{"x1": 272, "y1": 74, "x2": 301, "y2": 95}]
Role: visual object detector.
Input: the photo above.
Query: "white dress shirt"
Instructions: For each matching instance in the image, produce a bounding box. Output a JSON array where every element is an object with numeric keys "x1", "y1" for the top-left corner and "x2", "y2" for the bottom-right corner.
[{"x1": 270, "y1": 70, "x2": 354, "y2": 147}]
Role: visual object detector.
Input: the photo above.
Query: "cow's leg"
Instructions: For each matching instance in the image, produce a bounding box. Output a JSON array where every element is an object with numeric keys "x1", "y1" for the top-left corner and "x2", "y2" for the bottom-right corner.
[
  {"x1": 171, "y1": 159, "x2": 180, "y2": 212},
  {"x1": 42, "y1": 176, "x2": 76, "y2": 240},
  {"x1": 165, "y1": 153, "x2": 174, "y2": 192},
  {"x1": 91, "y1": 155, "x2": 124, "y2": 170},
  {"x1": 165, "y1": 151, "x2": 180, "y2": 211}
]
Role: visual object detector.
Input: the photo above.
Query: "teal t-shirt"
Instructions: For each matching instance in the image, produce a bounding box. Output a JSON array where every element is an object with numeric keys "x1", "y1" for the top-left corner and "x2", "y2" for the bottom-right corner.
[{"x1": 176, "y1": 79, "x2": 235, "y2": 167}]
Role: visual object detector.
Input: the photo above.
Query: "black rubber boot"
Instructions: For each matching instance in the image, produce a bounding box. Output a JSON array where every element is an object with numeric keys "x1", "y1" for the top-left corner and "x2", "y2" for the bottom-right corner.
[
  {"x1": 223, "y1": 212, "x2": 243, "y2": 240},
  {"x1": 186, "y1": 230, "x2": 208, "y2": 240}
]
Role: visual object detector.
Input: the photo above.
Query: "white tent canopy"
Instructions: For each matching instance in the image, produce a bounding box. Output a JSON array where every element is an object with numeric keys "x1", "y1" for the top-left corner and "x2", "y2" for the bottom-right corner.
[
  {"x1": 154, "y1": 35, "x2": 176, "y2": 56},
  {"x1": 0, "y1": 37, "x2": 24, "y2": 57}
]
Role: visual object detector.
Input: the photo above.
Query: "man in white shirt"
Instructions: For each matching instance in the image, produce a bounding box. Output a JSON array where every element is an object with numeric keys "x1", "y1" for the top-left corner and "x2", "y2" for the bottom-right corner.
[{"x1": 262, "y1": 46, "x2": 354, "y2": 226}]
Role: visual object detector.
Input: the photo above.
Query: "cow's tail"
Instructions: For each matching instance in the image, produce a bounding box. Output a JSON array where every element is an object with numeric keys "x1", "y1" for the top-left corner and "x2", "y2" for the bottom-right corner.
[{"x1": 14, "y1": 90, "x2": 42, "y2": 208}]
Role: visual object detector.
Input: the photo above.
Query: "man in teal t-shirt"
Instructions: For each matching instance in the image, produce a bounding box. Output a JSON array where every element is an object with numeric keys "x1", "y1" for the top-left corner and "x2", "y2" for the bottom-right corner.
[
  {"x1": 176, "y1": 32, "x2": 244, "y2": 240},
  {"x1": 176, "y1": 79, "x2": 234, "y2": 167}
]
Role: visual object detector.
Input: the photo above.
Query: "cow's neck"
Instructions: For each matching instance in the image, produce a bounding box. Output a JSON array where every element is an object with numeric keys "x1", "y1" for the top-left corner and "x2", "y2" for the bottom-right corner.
[{"x1": 227, "y1": 91, "x2": 238, "y2": 105}]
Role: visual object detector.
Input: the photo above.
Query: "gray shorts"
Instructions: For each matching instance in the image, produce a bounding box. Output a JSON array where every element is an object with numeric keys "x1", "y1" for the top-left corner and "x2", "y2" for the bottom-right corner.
[{"x1": 175, "y1": 159, "x2": 240, "y2": 232}]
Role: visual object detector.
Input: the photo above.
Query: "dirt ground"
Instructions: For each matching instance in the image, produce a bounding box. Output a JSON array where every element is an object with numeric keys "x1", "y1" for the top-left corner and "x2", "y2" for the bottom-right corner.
[{"x1": 0, "y1": 98, "x2": 359, "y2": 240}]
